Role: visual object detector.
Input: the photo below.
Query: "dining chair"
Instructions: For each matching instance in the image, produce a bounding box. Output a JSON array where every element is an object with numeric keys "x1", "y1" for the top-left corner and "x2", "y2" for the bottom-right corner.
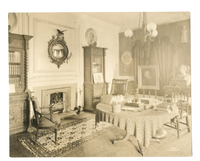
[
  {"x1": 164, "y1": 86, "x2": 191, "y2": 138},
  {"x1": 126, "y1": 80, "x2": 138, "y2": 95},
  {"x1": 110, "y1": 78, "x2": 128, "y2": 96},
  {"x1": 30, "y1": 96, "x2": 61, "y2": 144}
]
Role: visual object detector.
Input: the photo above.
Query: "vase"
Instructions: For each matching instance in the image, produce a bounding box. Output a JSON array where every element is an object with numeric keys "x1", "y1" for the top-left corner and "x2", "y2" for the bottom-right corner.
[{"x1": 112, "y1": 104, "x2": 121, "y2": 113}]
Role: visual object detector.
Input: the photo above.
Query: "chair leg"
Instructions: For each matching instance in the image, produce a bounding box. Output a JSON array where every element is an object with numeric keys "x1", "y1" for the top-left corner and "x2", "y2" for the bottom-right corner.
[
  {"x1": 55, "y1": 129, "x2": 57, "y2": 145},
  {"x1": 35, "y1": 128, "x2": 39, "y2": 145},
  {"x1": 176, "y1": 118, "x2": 180, "y2": 139},
  {"x1": 186, "y1": 116, "x2": 191, "y2": 132}
]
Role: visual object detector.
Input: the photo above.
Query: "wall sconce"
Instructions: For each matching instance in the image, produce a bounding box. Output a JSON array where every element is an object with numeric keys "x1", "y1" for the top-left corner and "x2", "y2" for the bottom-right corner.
[{"x1": 66, "y1": 52, "x2": 72, "y2": 63}]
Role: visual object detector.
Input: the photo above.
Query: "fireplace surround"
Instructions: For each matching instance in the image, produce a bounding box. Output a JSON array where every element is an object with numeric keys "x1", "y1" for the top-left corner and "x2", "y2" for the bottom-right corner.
[
  {"x1": 42, "y1": 87, "x2": 71, "y2": 112},
  {"x1": 33, "y1": 83, "x2": 77, "y2": 112}
]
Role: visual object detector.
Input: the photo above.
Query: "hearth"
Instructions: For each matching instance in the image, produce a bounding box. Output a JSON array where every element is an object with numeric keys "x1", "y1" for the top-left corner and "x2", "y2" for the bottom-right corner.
[
  {"x1": 50, "y1": 92, "x2": 64, "y2": 113},
  {"x1": 42, "y1": 87, "x2": 71, "y2": 112}
]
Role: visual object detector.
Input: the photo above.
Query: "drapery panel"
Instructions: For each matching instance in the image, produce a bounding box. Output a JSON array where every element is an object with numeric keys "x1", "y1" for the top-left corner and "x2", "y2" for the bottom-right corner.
[
  {"x1": 153, "y1": 37, "x2": 175, "y2": 90},
  {"x1": 132, "y1": 40, "x2": 144, "y2": 84},
  {"x1": 132, "y1": 37, "x2": 175, "y2": 94}
]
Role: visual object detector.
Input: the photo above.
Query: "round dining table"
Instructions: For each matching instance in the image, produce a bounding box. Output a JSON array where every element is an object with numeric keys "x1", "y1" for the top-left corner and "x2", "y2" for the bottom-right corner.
[{"x1": 95, "y1": 102, "x2": 178, "y2": 148}]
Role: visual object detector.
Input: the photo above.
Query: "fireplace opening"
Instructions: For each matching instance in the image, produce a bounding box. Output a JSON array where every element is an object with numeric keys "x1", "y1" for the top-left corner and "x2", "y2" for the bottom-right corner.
[
  {"x1": 42, "y1": 87, "x2": 72, "y2": 113},
  {"x1": 50, "y1": 92, "x2": 64, "y2": 113}
]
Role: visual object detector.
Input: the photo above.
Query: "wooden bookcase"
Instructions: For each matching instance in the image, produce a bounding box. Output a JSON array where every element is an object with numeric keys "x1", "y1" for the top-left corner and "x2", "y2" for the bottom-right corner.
[
  {"x1": 9, "y1": 32, "x2": 33, "y2": 135},
  {"x1": 83, "y1": 46, "x2": 108, "y2": 112}
]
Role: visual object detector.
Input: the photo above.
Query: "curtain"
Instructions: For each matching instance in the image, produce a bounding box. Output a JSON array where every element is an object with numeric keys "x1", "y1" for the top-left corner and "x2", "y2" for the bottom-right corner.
[
  {"x1": 153, "y1": 36, "x2": 175, "y2": 90},
  {"x1": 132, "y1": 40, "x2": 144, "y2": 84}
]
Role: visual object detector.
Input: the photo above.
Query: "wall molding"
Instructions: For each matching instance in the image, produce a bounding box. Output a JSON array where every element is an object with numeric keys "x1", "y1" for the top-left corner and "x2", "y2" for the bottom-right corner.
[
  {"x1": 27, "y1": 15, "x2": 80, "y2": 79},
  {"x1": 68, "y1": 13, "x2": 120, "y2": 33}
]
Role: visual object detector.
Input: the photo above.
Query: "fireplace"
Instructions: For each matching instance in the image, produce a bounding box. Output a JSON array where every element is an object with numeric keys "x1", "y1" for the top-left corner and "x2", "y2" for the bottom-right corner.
[{"x1": 41, "y1": 87, "x2": 71, "y2": 112}]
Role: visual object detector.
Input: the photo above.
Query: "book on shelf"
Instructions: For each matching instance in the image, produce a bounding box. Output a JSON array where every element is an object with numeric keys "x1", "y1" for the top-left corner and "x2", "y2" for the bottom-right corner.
[
  {"x1": 9, "y1": 64, "x2": 20, "y2": 75},
  {"x1": 9, "y1": 84, "x2": 15, "y2": 93},
  {"x1": 9, "y1": 78, "x2": 20, "y2": 87},
  {"x1": 9, "y1": 52, "x2": 20, "y2": 63}
]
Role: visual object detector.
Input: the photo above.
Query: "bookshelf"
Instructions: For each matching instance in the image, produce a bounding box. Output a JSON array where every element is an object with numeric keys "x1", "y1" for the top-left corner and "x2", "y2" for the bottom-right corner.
[
  {"x1": 83, "y1": 46, "x2": 108, "y2": 112},
  {"x1": 9, "y1": 51, "x2": 21, "y2": 87},
  {"x1": 9, "y1": 32, "x2": 33, "y2": 135}
]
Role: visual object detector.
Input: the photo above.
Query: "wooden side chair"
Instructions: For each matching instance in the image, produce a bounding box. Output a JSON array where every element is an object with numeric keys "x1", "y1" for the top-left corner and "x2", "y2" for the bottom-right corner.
[
  {"x1": 110, "y1": 78, "x2": 128, "y2": 96},
  {"x1": 163, "y1": 86, "x2": 191, "y2": 138},
  {"x1": 30, "y1": 96, "x2": 61, "y2": 144}
]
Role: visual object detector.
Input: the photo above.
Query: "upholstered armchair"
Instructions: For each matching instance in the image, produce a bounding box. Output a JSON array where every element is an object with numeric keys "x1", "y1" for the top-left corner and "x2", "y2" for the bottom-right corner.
[{"x1": 30, "y1": 96, "x2": 61, "y2": 144}]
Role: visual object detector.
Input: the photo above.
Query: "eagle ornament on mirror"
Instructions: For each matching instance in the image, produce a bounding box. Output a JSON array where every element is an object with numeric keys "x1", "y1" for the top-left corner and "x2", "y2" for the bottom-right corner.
[{"x1": 48, "y1": 29, "x2": 72, "y2": 68}]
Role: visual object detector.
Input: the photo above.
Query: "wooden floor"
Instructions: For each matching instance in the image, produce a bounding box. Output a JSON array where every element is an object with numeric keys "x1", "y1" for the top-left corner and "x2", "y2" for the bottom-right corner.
[{"x1": 9, "y1": 111, "x2": 192, "y2": 157}]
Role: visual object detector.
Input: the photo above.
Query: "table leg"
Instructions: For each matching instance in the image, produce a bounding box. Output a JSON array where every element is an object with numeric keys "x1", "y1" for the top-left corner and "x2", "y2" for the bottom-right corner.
[
  {"x1": 112, "y1": 131, "x2": 145, "y2": 156},
  {"x1": 94, "y1": 121, "x2": 99, "y2": 132},
  {"x1": 137, "y1": 139, "x2": 144, "y2": 156},
  {"x1": 112, "y1": 131, "x2": 131, "y2": 145}
]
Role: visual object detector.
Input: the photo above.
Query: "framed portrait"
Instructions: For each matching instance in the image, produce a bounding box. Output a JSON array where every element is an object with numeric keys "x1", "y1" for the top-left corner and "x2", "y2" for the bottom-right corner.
[
  {"x1": 138, "y1": 65, "x2": 159, "y2": 90},
  {"x1": 93, "y1": 73, "x2": 104, "y2": 84},
  {"x1": 119, "y1": 50, "x2": 134, "y2": 76},
  {"x1": 85, "y1": 28, "x2": 97, "y2": 45}
]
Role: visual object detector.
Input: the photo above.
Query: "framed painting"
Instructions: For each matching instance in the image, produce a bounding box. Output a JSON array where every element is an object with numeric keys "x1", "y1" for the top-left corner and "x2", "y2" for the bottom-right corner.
[
  {"x1": 119, "y1": 50, "x2": 134, "y2": 76},
  {"x1": 138, "y1": 65, "x2": 159, "y2": 90},
  {"x1": 85, "y1": 28, "x2": 97, "y2": 46},
  {"x1": 93, "y1": 73, "x2": 104, "y2": 84}
]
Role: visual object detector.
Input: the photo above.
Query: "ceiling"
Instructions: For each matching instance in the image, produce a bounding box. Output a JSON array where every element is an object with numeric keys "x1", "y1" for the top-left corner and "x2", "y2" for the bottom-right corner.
[{"x1": 81, "y1": 12, "x2": 190, "y2": 33}]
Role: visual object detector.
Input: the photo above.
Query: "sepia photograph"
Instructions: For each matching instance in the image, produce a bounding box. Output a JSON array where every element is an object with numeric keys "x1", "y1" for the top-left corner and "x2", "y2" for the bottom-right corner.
[
  {"x1": 5, "y1": 0, "x2": 199, "y2": 159},
  {"x1": 93, "y1": 73, "x2": 104, "y2": 84},
  {"x1": 138, "y1": 65, "x2": 159, "y2": 89}
]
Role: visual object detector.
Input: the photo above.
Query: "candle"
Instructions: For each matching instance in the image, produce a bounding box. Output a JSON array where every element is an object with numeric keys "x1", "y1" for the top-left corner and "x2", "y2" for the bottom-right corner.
[{"x1": 77, "y1": 88, "x2": 79, "y2": 107}]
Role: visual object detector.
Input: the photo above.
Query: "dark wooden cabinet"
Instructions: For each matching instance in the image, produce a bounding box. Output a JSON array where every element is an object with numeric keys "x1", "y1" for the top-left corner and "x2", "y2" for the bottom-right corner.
[
  {"x1": 83, "y1": 46, "x2": 108, "y2": 112},
  {"x1": 9, "y1": 32, "x2": 33, "y2": 135}
]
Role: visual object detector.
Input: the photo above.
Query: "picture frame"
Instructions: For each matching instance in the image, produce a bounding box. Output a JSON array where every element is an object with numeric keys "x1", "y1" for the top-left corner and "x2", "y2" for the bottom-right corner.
[
  {"x1": 85, "y1": 28, "x2": 97, "y2": 46},
  {"x1": 93, "y1": 73, "x2": 104, "y2": 84},
  {"x1": 119, "y1": 50, "x2": 134, "y2": 76},
  {"x1": 48, "y1": 30, "x2": 69, "y2": 68},
  {"x1": 138, "y1": 65, "x2": 159, "y2": 90}
]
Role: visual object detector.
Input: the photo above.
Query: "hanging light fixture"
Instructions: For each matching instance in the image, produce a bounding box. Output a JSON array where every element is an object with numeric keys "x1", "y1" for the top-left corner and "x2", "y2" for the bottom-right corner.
[
  {"x1": 124, "y1": 12, "x2": 158, "y2": 42},
  {"x1": 124, "y1": 29, "x2": 133, "y2": 37}
]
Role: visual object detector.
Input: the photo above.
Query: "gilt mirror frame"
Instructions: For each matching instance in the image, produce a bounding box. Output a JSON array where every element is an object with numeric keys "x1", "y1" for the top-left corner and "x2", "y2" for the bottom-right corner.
[{"x1": 48, "y1": 30, "x2": 69, "y2": 68}]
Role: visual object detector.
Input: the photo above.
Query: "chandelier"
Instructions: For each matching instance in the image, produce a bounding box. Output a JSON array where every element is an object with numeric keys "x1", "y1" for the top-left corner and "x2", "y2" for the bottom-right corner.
[{"x1": 124, "y1": 12, "x2": 158, "y2": 42}]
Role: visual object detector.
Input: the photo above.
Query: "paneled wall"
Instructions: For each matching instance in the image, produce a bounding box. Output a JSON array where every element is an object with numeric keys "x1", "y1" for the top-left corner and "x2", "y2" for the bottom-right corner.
[
  {"x1": 11, "y1": 13, "x2": 120, "y2": 108},
  {"x1": 119, "y1": 19, "x2": 190, "y2": 95}
]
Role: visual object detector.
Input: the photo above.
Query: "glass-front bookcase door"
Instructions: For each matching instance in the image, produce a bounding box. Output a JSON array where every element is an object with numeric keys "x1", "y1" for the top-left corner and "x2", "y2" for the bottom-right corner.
[
  {"x1": 92, "y1": 56, "x2": 103, "y2": 73},
  {"x1": 9, "y1": 50, "x2": 24, "y2": 92}
]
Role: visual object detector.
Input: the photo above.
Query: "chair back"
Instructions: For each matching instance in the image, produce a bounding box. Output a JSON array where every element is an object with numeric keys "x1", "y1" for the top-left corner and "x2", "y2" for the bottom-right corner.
[
  {"x1": 30, "y1": 96, "x2": 40, "y2": 125},
  {"x1": 164, "y1": 85, "x2": 191, "y2": 117},
  {"x1": 110, "y1": 79, "x2": 128, "y2": 95},
  {"x1": 127, "y1": 80, "x2": 138, "y2": 95}
]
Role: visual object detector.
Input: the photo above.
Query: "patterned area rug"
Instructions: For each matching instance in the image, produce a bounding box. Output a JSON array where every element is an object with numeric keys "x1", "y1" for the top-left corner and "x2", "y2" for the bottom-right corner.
[{"x1": 18, "y1": 117, "x2": 112, "y2": 157}]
